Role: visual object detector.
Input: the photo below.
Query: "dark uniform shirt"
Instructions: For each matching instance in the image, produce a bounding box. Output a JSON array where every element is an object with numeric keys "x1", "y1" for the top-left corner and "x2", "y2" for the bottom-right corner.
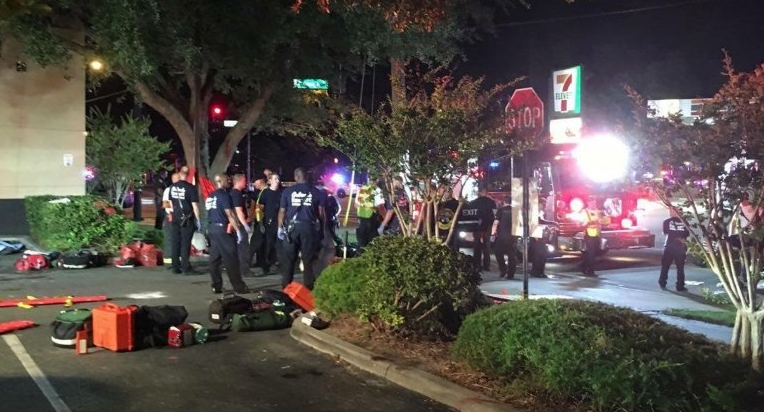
[
  {"x1": 663, "y1": 216, "x2": 689, "y2": 247},
  {"x1": 169, "y1": 180, "x2": 198, "y2": 220},
  {"x1": 258, "y1": 188, "x2": 282, "y2": 222},
  {"x1": 280, "y1": 183, "x2": 321, "y2": 223},
  {"x1": 230, "y1": 188, "x2": 248, "y2": 220},
  {"x1": 384, "y1": 188, "x2": 409, "y2": 232},
  {"x1": 469, "y1": 196, "x2": 497, "y2": 231},
  {"x1": 206, "y1": 188, "x2": 233, "y2": 224}
]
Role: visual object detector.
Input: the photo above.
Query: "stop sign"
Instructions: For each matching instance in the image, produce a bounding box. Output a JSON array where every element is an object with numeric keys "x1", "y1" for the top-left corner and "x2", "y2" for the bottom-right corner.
[{"x1": 505, "y1": 88, "x2": 544, "y2": 139}]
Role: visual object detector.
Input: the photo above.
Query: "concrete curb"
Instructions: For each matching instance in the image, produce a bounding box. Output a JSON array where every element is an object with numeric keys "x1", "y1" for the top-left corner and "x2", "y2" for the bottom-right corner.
[{"x1": 290, "y1": 321, "x2": 520, "y2": 412}]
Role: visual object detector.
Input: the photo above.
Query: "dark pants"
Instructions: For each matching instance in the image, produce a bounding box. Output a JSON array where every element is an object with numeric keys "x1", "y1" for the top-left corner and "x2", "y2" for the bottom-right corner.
[
  {"x1": 495, "y1": 236, "x2": 517, "y2": 278},
  {"x1": 474, "y1": 230, "x2": 492, "y2": 270},
  {"x1": 659, "y1": 243, "x2": 686, "y2": 288},
  {"x1": 530, "y1": 238, "x2": 548, "y2": 276},
  {"x1": 162, "y1": 219, "x2": 173, "y2": 262},
  {"x1": 261, "y1": 221, "x2": 279, "y2": 274},
  {"x1": 280, "y1": 222, "x2": 319, "y2": 289},
  {"x1": 208, "y1": 224, "x2": 247, "y2": 292},
  {"x1": 154, "y1": 202, "x2": 165, "y2": 230},
  {"x1": 357, "y1": 216, "x2": 378, "y2": 248},
  {"x1": 171, "y1": 221, "x2": 195, "y2": 272},
  {"x1": 237, "y1": 229, "x2": 251, "y2": 277},
  {"x1": 582, "y1": 236, "x2": 600, "y2": 275}
]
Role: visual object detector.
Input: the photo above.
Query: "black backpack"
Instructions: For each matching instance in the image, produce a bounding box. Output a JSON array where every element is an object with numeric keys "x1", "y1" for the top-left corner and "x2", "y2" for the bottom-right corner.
[
  {"x1": 51, "y1": 309, "x2": 92, "y2": 348},
  {"x1": 208, "y1": 294, "x2": 253, "y2": 326},
  {"x1": 134, "y1": 305, "x2": 188, "y2": 348}
]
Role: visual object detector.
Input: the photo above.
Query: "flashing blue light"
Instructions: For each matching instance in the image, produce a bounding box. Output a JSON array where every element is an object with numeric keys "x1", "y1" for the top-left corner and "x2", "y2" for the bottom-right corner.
[
  {"x1": 489, "y1": 161, "x2": 500, "y2": 168},
  {"x1": 331, "y1": 173, "x2": 345, "y2": 184}
]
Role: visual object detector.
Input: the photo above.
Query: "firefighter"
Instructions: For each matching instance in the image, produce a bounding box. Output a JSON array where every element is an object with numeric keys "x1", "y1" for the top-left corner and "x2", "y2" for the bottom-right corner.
[
  {"x1": 581, "y1": 197, "x2": 602, "y2": 277},
  {"x1": 206, "y1": 174, "x2": 249, "y2": 294},
  {"x1": 168, "y1": 167, "x2": 201, "y2": 275},
  {"x1": 277, "y1": 167, "x2": 325, "y2": 289},
  {"x1": 659, "y1": 207, "x2": 689, "y2": 292}
]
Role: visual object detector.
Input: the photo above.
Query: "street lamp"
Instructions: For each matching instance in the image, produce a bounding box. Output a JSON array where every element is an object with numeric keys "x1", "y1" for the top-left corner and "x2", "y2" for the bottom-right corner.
[{"x1": 89, "y1": 59, "x2": 104, "y2": 71}]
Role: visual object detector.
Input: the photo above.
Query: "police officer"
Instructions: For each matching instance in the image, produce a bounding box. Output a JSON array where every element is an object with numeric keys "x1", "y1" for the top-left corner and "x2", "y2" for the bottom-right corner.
[
  {"x1": 659, "y1": 207, "x2": 689, "y2": 292},
  {"x1": 379, "y1": 176, "x2": 410, "y2": 235},
  {"x1": 231, "y1": 174, "x2": 252, "y2": 277},
  {"x1": 257, "y1": 172, "x2": 282, "y2": 275},
  {"x1": 493, "y1": 196, "x2": 517, "y2": 279},
  {"x1": 581, "y1": 197, "x2": 602, "y2": 277},
  {"x1": 206, "y1": 174, "x2": 249, "y2": 294},
  {"x1": 471, "y1": 187, "x2": 497, "y2": 271},
  {"x1": 169, "y1": 167, "x2": 201, "y2": 274},
  {"x1": 277, "y1": 167, "x2": 325, "y2": 289}
]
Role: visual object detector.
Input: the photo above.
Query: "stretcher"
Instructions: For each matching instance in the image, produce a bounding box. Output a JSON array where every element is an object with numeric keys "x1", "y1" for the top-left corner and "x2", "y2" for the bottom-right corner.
[{"x1": 0, "y1": 295, "x2": 108, "y2": 308}]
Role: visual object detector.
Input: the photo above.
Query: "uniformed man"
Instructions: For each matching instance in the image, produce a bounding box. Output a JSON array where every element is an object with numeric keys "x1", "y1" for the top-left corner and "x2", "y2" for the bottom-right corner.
[
  {"x1": 493, "y1": 196, "x2": 517, "y2": 279},
  {"x1": 277, "y1": 167, "x2": 325, "y2": 289},
  {"x1": 659, "y1": 207, "x2": 689, "y2": 292},
  {"x1": 581, "y1": 197, "x2": 602, "y2": 277},
  {"x1": 169, "y1": 168, "x2": 201, "y2": 275},
  {"x1": 231, "y1": 174, "x2": 252, "y2": 277},
  {"x1": 161, "y1": 172, "x2": 179, "y2": 267},
  {"x1": 470, "y1": 187, "x2": 497, "y2": 271},
  {"x1": 257, "y1": 172, "x2": 282, "y2": 275},
  {"x1": 378, "y1": 176, "x2": 409, "y2": 235},
  {"x1": 206, "y1": 174, "x2": 249, "y2": 294}
]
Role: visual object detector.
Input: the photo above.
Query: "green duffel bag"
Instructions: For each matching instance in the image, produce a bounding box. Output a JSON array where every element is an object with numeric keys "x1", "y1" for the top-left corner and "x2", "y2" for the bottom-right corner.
[
  {"x1": 230, "y1": 310, "x2": 291, "y2": 332},
  {"x1": 51, "y1": 308, "x2": 92, "y2": 348}
]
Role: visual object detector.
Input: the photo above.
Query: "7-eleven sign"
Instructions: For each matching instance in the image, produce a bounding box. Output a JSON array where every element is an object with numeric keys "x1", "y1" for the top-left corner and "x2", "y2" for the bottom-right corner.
[{"x1": 552, "y1": 66, "x2": 582, "y2": 116}]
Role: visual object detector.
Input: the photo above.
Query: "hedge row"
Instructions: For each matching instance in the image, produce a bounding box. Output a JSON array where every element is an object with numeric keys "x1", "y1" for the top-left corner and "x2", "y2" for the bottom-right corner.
[
  {"x1": 25, "y1": 195, "x2": 135, "y2": 253},
  {"x1": 452, "y1": 299, "x2": 764, "y2": 412}
]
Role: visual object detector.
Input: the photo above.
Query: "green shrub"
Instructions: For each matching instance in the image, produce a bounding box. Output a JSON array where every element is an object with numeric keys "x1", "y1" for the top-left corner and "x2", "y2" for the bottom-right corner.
[
  {"x1": 314, "y1": 258, "x2": 372, "y2": 317},
  {"x1": 356, "y1": 235, "x2": 483, "y2": 337},
  {"x1": 131, "y1": 226, "x2": 164, "y2": 248},
  {"x1": 453, "y1": 299, "x2": 764, "y2": 412},
  {"x1": 25, "y1": 195, "x2": 135, "y2": 253}
]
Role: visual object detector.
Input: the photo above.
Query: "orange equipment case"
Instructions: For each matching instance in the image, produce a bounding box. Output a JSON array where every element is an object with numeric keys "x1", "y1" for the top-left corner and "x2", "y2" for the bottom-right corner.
[
  {"x1": 92, "y1": 303, "x2": 138, "y2": 352},
  {"x1": 283, "y1": 282, "x2": 315, "y2": 312}
]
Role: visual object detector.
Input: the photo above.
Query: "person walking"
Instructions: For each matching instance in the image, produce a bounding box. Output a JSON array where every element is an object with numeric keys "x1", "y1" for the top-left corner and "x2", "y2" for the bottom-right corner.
[
  {"x1": 169, "y1": 167, "x2": 201, "y2": 275},
  {"x1": 659, "y1": 207, "x2": 689, "y2": 292},
  {"x1": 206, "y1": 174, "x2": 249, "y2": 294},
  {"x1": 257, "y1": 172, "x2": 282, "y2": 276},
  {"x1": 277, "y1": 168, "x2": 325, "y2": 289},
  {"x1": 493, "y1": 196, "x2": 517, "y2": 279},
  {"x1": 231, "y1": 174, "x2": 253, "y2": 277},
  {"x1": 581, "y1": 197, "x2": 602, "y2": 277}
]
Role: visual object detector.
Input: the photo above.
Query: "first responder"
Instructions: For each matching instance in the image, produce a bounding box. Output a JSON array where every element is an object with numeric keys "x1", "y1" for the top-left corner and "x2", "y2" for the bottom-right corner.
[
  {"x1": 206, "y1": 174, "x2": 249, "y2": 294},
  {"x1": 581, "y1": 197, "x2": 602, "y2": 277},
  {"x1": 659, "y1": 207, "x2": 689, "y2": 292},
  {"x1": 168, "y1": 167, "x2": 201, "y2": 275},
  {"x1": 277, "y1": 167, "x2": 325, "y2": 289},
  {"x1": 355, "y1": 177, "x2": 380, "y2": 248}
]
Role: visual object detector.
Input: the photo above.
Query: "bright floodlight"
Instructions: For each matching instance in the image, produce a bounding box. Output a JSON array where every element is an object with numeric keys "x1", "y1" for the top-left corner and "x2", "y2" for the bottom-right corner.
[
  {"x1": 89, "y1": 60, "x2": 104, "y2": 71},
  {"x1": 331, "y1": 173, "x2": 344, "y2": 184},
  {"x1": 574, "y1": 135, "x2": 629, "y2": 183}
]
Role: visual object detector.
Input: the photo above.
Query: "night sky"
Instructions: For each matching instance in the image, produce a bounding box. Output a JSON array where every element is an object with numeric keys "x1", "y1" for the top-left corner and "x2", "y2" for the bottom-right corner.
[{"x1": 459, "y1": 0, "x2": 764, "y2": 127}]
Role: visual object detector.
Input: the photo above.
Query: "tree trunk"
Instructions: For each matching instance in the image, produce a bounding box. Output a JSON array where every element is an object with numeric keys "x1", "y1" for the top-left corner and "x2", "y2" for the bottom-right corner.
[
  {"x1": 731, "y1": 309, "x2": 764, "y2": 371},
  {"x1": 390, "y1": 58, "x2": 406, "y2": 109},
  {"x1": 208, "y1": 84, "x2": 274, "y2": 177}
]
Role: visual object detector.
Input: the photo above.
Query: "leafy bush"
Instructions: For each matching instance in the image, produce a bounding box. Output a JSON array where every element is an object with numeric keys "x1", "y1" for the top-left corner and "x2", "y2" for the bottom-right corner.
[
  {"x1": 357, "y1": 235, "x2": 483, "y2": 337},
  {"x1": 26, "y1": 195, "x2": 135, "y2": 253},
  {"x1": 314, "y1": 258, "x2": 372, "y2": 317},
  {"x1": 452, "y1": 299, "x2": 764, "y2": 412}
]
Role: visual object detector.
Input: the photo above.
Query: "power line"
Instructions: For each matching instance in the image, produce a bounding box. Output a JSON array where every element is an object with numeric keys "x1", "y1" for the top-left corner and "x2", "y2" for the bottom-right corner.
[
  {"x1": 496, "y1": 0, "x2": 718, "y2": 28},
  {"x1": 85, "y1": 89, "x2": 128, "y2": 103}
]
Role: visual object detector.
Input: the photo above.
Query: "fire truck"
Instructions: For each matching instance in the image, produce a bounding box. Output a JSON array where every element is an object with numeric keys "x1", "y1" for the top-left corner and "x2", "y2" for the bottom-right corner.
[{"x1": 456, "y1": 134, "x2": 655, "y2": 256}]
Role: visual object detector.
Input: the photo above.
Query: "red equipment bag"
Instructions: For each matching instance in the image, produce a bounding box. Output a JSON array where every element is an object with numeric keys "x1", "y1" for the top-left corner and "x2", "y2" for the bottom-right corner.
[
  {"x1": 138, "y1": 243, "x2": 159, "y2": 268},
  {"x1": 14, "y1": 254, "x2": 48, "y2": 271}
]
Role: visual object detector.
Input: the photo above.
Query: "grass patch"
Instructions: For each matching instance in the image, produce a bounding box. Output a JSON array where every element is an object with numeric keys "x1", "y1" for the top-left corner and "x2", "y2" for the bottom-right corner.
[{"x1": 664, "y1": 307, "x2": 736, "y2": 327}]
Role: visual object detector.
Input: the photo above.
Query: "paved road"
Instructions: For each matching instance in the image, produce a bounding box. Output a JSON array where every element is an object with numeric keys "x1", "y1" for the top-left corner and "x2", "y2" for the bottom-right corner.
[{"x1": 0, "y1": 255, "x2": 451, "y2": 412}]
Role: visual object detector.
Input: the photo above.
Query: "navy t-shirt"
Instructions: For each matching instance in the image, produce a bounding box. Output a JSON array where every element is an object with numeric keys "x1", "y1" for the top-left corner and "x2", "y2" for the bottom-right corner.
[
  {"x1": 230, "y1": 188, "x2": 248, "y2": 219},
  {"x1": 206, "y1": 188, "x2": 233, "y2": 224},
  {"x1": 280, "y1": 183, "x2": 321, "y2": 222},
  {"x1": 258, "y1": 188, "x2": 282, "y2": 222},
  {"x1": 169, "y1": 181, "x2": 199, "y2": 219}
]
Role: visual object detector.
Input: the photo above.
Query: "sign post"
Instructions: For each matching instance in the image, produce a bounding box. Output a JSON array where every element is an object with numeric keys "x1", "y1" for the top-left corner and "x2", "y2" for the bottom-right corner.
[{"x1": 505, "y1": 88, "x2": 544, "y2": 300}]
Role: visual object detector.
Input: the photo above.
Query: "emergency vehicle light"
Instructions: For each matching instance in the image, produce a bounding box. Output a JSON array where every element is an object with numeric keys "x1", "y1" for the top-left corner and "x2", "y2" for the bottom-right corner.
[
  {"x1": 621, "y1": 218, "x2": 634, "y2": 229},
  {"x1": 573, "y1": 135, "x2": 629, "y2": 183},
  {"x1": 570, "y1": 197, "x2": 584, "y2": 213}
]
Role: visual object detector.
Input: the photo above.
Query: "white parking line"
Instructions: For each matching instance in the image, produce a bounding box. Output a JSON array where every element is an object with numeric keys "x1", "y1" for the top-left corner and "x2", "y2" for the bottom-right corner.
[{"x1": 2, "y1": 334, "x2": 72, "y2": 412}]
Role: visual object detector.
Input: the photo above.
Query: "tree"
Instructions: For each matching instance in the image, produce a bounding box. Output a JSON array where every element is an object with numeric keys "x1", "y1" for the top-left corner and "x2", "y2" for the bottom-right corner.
[
  {"x1": 86, "y1": 109, "x2": 169, "y2": 207},
  {"x1": 627, "y1": 54, "x2": 764, "y2": 370},
  {"x1": 320, "y1": 70, "x2": 531, "y2": 243}
]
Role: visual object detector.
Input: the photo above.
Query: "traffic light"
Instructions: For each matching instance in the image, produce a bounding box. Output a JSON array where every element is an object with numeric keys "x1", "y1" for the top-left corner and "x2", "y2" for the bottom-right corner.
[{"x1": 210, "y1": 105, "x2": 224, "y2": 122}]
